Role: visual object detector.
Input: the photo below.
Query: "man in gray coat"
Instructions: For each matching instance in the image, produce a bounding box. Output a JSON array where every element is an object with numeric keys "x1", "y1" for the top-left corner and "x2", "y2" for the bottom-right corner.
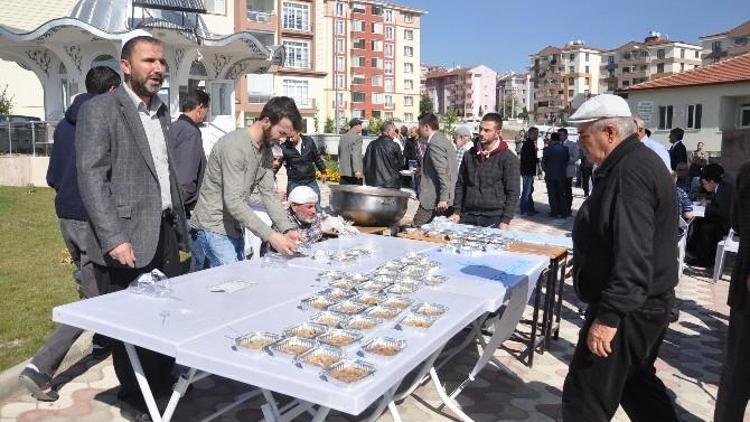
[
  {"x1": 338, "y1": 118, "x2": 364, "y2": 185},
  {"x1": 74, "y1": 36, "x2": 187, "y2": 418},
  {"x1": 560, "y1": 127, "x2": 579, "y2": 217},
  {"x1": 412, "y1": 113, "x2": 458, "y2": 226}
]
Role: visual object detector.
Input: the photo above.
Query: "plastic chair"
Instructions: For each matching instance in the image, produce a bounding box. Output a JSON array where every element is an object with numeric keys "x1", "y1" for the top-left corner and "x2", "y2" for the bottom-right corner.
[{"x1": 713, "y1": 229, "x2": 739, "y2": 282}]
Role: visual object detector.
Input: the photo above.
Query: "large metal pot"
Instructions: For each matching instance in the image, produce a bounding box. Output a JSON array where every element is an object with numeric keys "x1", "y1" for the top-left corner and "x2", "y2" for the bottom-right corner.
[{"x1": 329, "y1": 184, "x2": 409, "y2": 227}]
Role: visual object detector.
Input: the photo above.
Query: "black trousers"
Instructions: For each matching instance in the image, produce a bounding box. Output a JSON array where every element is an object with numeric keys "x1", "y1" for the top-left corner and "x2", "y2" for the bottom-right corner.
[
  {"x1": 92, "y1": 215, "x2": 181, "y2": 409},
  {"x1": 564, "y1": 177, "x2": 574, "y2": 216},
  {"x1": 546, "y1": 178, "x2": 566, "y2": 217},
  {"x1": 459, "y1": 214, "x2": 503, "y2": 227},
  {"x1": 581, "y1": 167, "x2": 593, "y2": 197},
  {"x1": 339, "y1": 175, "x2": 363, "y2": 185},
  {"x1": 562, "y1": 298, "x2": 678, "y2": 422},
  {"x1": 714, "y1": 301, "x2": 750, "y2": 421},
  {"x1": 686, "y1": 218, "x2": 728, "y2": 266}
]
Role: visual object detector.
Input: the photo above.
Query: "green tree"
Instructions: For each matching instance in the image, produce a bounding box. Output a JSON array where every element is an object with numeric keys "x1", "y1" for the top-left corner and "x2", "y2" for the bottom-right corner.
[
  {"x1": 518, "y1": 107, "x2": 529, "y2": 123},
  {"x1": 368, "y1": 117, "x2": 383, "y2": 135},
  {"x1": 313, "y1": 114, "x2": 320, "y2": 133},
  {"x1": 440, "y1": 108, "x2": 459, "y2": 135},
  {"x1": 324, "y1": 117, "x2": 335, "y2": 133},
  {"x1": 0, "y1": 84, "x2": 13, "y2": 115},
  {"x1": 419, "y1": 94, "x2": 434, "y2": 115},
  {"x1": 502, "y1": 95, "x2": 521, "y2": 119}
]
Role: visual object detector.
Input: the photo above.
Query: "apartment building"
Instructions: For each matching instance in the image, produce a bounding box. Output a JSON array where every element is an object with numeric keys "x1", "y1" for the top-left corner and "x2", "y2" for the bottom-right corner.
[
  {"x1": 237, "y1": 0, "x2": 424, "y2": 130},
  {"x1": 424, "y1": 65, "x2": 497, "y2": 119},
  {"x1": 700, "y1": 19, "x2": 750, "y2": 65},
  {"x1": 529, "y1": 41, "x2": 602, "y2": 124},
  {"x1": 600, "y1": 32, "x2": 702, "y2": 93},
  {"x1": 496, "y1": 72, "x2": 532, "y2": 118},
  {"x1": 320, "y1": 0, "x2": 425, "y2": 127}
]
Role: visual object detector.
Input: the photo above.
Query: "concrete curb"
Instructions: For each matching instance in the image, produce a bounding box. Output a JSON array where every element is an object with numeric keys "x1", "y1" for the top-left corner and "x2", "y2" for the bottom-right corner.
[{"x1": 0, "y1": 358, "x2": 30, "y2": 401}]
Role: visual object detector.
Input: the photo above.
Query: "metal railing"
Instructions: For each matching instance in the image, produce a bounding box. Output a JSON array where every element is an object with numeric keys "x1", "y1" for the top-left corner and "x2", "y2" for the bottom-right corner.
[
  {"x1": 247, "y1": 10, "x2": 275, "y2": 23},
  {"x1": 0, "y1": 120, "x2": 56, "y2": 157}
]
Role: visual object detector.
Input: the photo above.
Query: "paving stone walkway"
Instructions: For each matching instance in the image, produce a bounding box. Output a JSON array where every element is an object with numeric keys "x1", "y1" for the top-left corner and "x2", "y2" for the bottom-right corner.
[{"x1": 1, "y1": 180, "x2": 743, "y2": 421}]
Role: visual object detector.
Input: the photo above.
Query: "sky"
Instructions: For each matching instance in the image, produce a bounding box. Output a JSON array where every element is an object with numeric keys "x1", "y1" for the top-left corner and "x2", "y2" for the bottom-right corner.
[{"x1": 405, "y1": 0, "x2": 750, "y2": 73}]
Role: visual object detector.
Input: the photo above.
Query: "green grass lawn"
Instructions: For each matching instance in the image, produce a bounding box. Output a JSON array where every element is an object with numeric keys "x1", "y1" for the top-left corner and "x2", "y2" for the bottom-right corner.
[{"x1": 0, "y1": 186, "x2": 78, "y2": 370}]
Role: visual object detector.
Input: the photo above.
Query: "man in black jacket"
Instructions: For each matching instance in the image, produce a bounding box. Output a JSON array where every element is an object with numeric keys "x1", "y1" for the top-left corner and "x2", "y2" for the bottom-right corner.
[
  {"x1": 280, "y1": 128, "x2": 327, "y2": 203},
  {"x1": 449, "y1": 113, "x2": 520, "y2": 228},
  {"x1": 668, "y1": 127, "x2": 688, "y2": 171},
  {"x1": 19, "y1": 67, "x2": 121, "y2": 402},
  {"x1": 519, "y1": 127, "x2": 539, "y2": 215},
  {"x1": 562, "y1": 95, "x2": 679, "y2": 422},
  {"x1": 686, "y1": 163, "x2": 732, "y2": 267},
  {"x1": 542, "y1": 132, "x2": 569, "y2": 218},
  {"x1": 169, "y1": 90, "x2": 209, "y2": 218},
  {"x1": 714, "y1": 161, "x2": 750, "y2": 421},
  {"x1": 363, "y1": 121, "x2": 403, "y2": 189}
]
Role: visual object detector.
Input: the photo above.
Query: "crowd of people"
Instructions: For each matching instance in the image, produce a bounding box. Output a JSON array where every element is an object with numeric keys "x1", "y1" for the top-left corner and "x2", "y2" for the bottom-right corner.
[{"x1": 17, "y1": 35, "x2": 750, "y2": 422}]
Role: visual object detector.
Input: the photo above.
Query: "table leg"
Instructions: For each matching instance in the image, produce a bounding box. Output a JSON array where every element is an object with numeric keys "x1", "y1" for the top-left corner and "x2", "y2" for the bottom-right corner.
[
  {"x1": 162, "y1": 368, "x2": 196, "y2": 421},
  {"x1": 527, "y1": 269, "x2": 546, "y2": 367},
  {"x1": 388, "y1": 401, "x2": 403, "y2": 422},
  {"x1": 429, "y1": 367, "x2": 473, "y2": 422},
  {"x1": 200, "y1": 389, "x2": 261, "y2": 422},
  {"x1": 553, "y1": 254, "x2": 567, "y2": 339},
  {"x1": 394, "y1": 347, "x2": 444, "y2": 401},
  {"x1": 543, "y1": 258, "x2": 558, "y2": 352},
  {"x1": 123, "y1": 342, "x2": 164, "y2": 422},
  {"x1": 310, "y1": 406, "x2": 330, "y2": 422}
]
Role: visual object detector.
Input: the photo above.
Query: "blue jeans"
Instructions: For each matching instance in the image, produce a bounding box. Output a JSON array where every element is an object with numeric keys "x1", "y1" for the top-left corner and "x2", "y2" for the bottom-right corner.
[
  {"x1": 189, "y1": 226, "x2": 245, "y2": 269},
  {"x1": 287, "y1": 179, "x2": 321, "y2": 205},
  {"x1": 520, "y1": 175, "x2": 536, "y2": 214}
]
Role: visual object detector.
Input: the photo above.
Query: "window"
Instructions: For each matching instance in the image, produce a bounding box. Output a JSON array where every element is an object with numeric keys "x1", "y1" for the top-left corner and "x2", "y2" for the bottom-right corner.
[
  {"x1": 404, "y1": 29, "x2": 414, "y2": 41},
  {"x1": 404, "y1": 46, "x2": 414, "y2": 57},
  {"x1": 352, "y1": 38, "x2": 365, "y2": 49},
  {"x1": 372, "y1": 40, "x2": 383, "y2": 52},
  {"x1": 404, "y1": 96, "x2": 414, "y2": 106},
  {"x1": 640, "y1": 65, "x2": 648, "y2": 71},
  {"x1": 568, "y1": 78, "x2": 575, "y2": 86},
  {"x1": 657, "y1": 63, "x2": 665, "y2": 73},
  {"x1": 404, "y1": 79, "x2": 414, "y2": 90},
  {"x1": 385, "y1": 9, "x2": 394, "y2": 22},
  {"x1": 283, "y1": 40, "x2": 310, "y2": 69},
  {"x1": 623, "y1": 66, "x2": 630, "y2": 73},
  {"x1": 405, "y1": 112, "x2": 414, "y2": 121},
  {"x1": 568, "y1": 89, "x2": 574, "y2": 97},
  {"x1": 385, "y1": 112, "x2": 394, "y2": 120},
  {"x1": 687, "y1": 104, "x2": 702, "y2": 129},
  {"x1": 385, "y1": 61, "x2": 394, "y2": 75},
  {"x1": 336, "y1": 56, "x2": 344, "y2": 71},
  {"x1": 680, "y1": 63, "x2": 685, "y2": 72},
  {"x1": 404, "y1": 63, "x2": 414, "y2": 73},
  {"x1": 352, "y1": 74, "x2": 365, "y2": 84},
  {"x1": 385, "y1": 26, "x2": 394, "y2": 40},
  {"x1": 568, "y1": 66, "x2": 574, "y2": 73},
  {"x1": 352, "y1": 2, "x2": 365, "y2": 13},
  {"x1": 351, "y1": 109, "x2": 364, "y2": 118},
  {"x1": 385, "y1": 78, "x2": 393, "y2": 92},
  {"x1": 695, "y1": 50, "x2": 700, "y2": 59},
  {"x1": 608, "y1": 55, "x2": 615, "y2": 64},
  {"x1": 585, "y1": 53, "x2": 590, "y2": 61},
  {"x1": 372, "y1": 22, "x2": 383, "y2": 34},
  {"x1": 335, "y1": 39, "x2": 344, "y2": 53},
  {"x1": 336, "y1": 92, "x2": 344, "y2": 106},
  {"x1": 712, "y1": 41, "x2": 722, "y2": 52},
  {"x1": 371, "y1": 58, "x2": 382, "y2": 68},
  {"x1": 283, "y1": 2, "x2": 310, "y2": 31},
  {"x1": 372, "y1": 5, "x2": 382, "y2": 15},
  {"x1": 283, "y1": 79, "x2": 309, "y2": 107},
  {"x1": 371, "y1": 75, "x2": 382, "y2": 86},
  {"x1": 585, "y1": 66, "x2": 589, "y2": 73},
  {"x1": 372, "y1": 110, "x2": 381, "y2": 119},
  {"x1": 247, "y1": 74, "x2": 273, "y2": 103},
  {"x1": 205, "y1": 0, "x2": 225, "y2": 14},
  {"x1": 352, "y1": 56, "x2": 365, "y2": 67},
  {"x1": 335, "y1": 2, "x2": 344, "y2": 16},
  {"x1": 372, "y1": 93, "x2": 383, "y2": 104},
  {"x1": 680, "y1": 49, "x2": 685, "y2": 59},
  {"x1": 335, "y1": 74, "x2": 345, "y2": 89},
  {"x1": 404, "y1": 13, "x2": 413, "y2": 23},
  {"x1": 385, "y1": 43, "x2": 394, "y2": 58},
  {"x1": 657, "y1": 49, "x2": 666, "y2": 59},
  {"x1": 352, "y1": 92, "x2": 365, "y2": 103},
  {"x1": 385, "y1": 95, "x2": 393, "y2": 107},
  {"x1": 658, "y1": 105, "x2": 674, "y2": 130},
  {"x1": 741, "y1": 105, "x2": 750, "y2": 128},
  {"x1": 569, "y1": 53, "x2": 575, "y2": 61},
  {"x1": 622, "y1": 80, "x2": 630, "y2": 87},
  {"x1": 335, "y1": 19, "x2": 344, "y2": 35},
  {"x1": 352, "y1": 20, "x2": 365, "y2": 32}
]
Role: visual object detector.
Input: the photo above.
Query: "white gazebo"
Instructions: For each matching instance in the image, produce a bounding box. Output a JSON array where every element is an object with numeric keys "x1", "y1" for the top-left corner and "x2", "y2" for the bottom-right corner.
[{"x1": 0, "y1": 0, "x2": 283, "y2": 131}]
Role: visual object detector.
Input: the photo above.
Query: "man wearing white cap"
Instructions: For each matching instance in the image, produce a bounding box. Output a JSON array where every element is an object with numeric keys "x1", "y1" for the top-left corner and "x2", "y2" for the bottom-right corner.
[
  {"x1": 562, "y1": 94, "x2": 679, "y2": 421},
  {"x1": 283, "y1": 186, "x2": 323, "y2": 245}
]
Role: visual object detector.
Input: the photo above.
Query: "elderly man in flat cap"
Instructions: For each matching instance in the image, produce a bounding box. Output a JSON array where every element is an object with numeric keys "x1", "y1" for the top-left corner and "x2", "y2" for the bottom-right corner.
[{"x1": 562, "y1": 94, "x2": 679, "y2": 422}]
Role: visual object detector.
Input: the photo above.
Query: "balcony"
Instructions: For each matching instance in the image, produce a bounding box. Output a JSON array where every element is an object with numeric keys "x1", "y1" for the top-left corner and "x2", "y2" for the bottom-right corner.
[{"x1": 248, "y1": 93, "x2": 273, "y2": 104}]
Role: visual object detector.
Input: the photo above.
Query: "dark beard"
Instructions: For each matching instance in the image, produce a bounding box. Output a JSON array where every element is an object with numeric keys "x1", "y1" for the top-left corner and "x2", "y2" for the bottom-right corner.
[
  {"x1": 129, "y1": 75, "x2": 161, "y2": 98},
  {"x1": 261, "y1": 126, "x2": 275, "y2": 147}
]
